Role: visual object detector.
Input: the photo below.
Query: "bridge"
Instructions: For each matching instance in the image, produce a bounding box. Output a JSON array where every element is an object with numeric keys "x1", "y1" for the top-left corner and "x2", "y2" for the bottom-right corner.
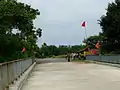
[{"x1": 1, "y1": 58, "x2": 120, "y2": 90}]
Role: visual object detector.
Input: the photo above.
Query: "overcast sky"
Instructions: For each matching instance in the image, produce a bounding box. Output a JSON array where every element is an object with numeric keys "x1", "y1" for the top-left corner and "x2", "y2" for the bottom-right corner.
[{"x1": 19, "y1": 0, "x2": 114, "y2": 46}]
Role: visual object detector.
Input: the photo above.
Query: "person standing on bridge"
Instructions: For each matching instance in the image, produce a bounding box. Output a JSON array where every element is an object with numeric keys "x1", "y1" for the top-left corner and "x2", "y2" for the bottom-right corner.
[{"x1": 67, "y1": 53, "x2": 71, "y2": 62}]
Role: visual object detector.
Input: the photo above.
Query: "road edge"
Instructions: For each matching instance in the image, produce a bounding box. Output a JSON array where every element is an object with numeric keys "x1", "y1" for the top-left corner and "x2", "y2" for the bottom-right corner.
[
  {"x1": 9, "y1": 62, "x2": 36, "y2": 90},
  {"x1": 87, "y1": 60, "x2": 120, "y2": 68}
]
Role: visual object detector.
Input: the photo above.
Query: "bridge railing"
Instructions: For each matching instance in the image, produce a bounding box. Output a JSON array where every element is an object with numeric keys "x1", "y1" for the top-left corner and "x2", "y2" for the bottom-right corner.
[
  {"x1": 86, "y1": 55, "x2": 120, "y2": 64},
  {"x1": 0, "y1": 58, "x2": 33, "y2": 90}
]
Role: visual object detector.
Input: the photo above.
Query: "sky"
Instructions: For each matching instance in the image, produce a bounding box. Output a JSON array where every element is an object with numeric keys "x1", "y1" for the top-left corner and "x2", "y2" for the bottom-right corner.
[{"x1": 19, "y1": 0, "x2": 114, "y2": 46}]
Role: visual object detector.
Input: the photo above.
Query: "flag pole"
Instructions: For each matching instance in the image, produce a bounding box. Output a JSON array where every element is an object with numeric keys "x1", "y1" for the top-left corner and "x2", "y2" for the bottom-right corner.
[
  {"x1": 81, "y1": 21, "x2": 87, "y2": 40},
  {"x1": 85, "y1": 26, "x2": 87, "y2": 39}
]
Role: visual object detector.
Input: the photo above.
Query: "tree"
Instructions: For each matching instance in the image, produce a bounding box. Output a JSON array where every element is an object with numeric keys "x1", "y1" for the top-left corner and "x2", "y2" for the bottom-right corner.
[
  {"x1": 39, "y1": 43, "x2": 86, "y2": 58},
  {"x1": 36, "y1": 28, "x2": 42, "y2": 37},
  {"x1": 84, "y1": 34, "x2": 105, "y2": 49},
  {"x1": 0, "y1": 0, "x2": 41, "y2": 62},
  {"x1": 99, "y1": 0, "x2": 120, "y2": 53},
  {"x1": 70, "y1": 45, "x2": 86, "y2": 52}
]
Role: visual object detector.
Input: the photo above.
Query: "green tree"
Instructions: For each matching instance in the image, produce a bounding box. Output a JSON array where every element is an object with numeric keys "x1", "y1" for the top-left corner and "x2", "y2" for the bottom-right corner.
[
  {"x1": 71, "y1": 45, "x2": 86, "y2": 52},
  {"x1": 99, "y1": 0, "x2": 120, "y2": 53},
  {"x1": 40, "y1": 43, "x2": 86, "y2": 58},
  {"x1": 0, "y1": 0, "x2": 41, "y2": 62},
  {"x1": 84, "y1": 34, "x2": 105, "y2": 49}
]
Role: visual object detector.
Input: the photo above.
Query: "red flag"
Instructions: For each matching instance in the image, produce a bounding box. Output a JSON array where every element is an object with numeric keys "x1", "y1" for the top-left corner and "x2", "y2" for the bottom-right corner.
[
  {"x1": 95, "y1": 41, "x2": 100, "y2": 49},
  {"x1": 81, "y1": 21, "x2": 86, "y2": 27},
  {"x1": 22, "y1": 47, "x2": 26, "y2": 53}
]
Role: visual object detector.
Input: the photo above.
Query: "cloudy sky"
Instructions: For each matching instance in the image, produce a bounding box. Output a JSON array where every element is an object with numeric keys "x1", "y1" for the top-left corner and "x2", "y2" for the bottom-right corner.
[{"x1": 20, "y1": 0, "x2": 114, "y2": 46}]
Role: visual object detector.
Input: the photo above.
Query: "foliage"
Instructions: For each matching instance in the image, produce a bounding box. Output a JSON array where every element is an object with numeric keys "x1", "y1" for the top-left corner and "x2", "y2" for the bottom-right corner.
[
  {"x1": 39, "y1": 43, "x2": 86, "y2": 58},
  {"x1": 84, "y1": 33, "x2": 105, "y2": 49},
  {"x1": 0, "y1": 0, "x2": 41, "y2": 62},
  {"x1": 98, "y1": 0, "x2": 120, "y2": 53}
]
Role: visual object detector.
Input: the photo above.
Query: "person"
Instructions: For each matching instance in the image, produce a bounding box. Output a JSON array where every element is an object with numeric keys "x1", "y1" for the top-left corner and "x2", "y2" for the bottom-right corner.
[
  {"x1": 67, "y1": 53, "x2": 71, "y2": 62},
  {"x1": 83, "y1": 51, "x2": 86, "y2": 60},
  {"x1": 71, "y1": 53, "x2": 75, "y2": 59}
]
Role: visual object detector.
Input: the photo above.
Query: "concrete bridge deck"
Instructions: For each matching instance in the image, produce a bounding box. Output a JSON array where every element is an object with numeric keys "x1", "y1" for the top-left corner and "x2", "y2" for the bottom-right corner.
[{"x1": 21, "y1": 59, "x2": 120, "y2": 90}]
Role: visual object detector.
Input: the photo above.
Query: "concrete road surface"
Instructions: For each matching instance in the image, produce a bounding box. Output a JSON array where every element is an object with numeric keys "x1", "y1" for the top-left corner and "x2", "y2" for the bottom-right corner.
[
  {"x1": 22, "y1": 59, "x2": 120, "y2": 90},
  {"x1": 35, "y1": 58, "x2": 67, "y2": 64}
]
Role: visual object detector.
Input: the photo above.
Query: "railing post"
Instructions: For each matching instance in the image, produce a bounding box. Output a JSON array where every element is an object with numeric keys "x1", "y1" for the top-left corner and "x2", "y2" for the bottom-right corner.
[{"x1": 0, "y1": 65, "x2": 3, "y2": 90}]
